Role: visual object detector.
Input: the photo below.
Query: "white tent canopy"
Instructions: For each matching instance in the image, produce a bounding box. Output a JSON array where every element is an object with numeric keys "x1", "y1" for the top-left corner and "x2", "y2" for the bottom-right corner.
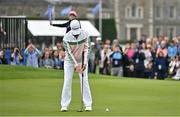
[{"x1": 28, "y1": 20, "x2": 100, "y2": 37}]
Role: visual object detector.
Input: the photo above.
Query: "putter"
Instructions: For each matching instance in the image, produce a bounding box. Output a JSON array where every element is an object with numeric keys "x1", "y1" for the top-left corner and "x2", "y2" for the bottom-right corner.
[{"x1": 77, "y1": 51, "x2": 84, "y2": 112}]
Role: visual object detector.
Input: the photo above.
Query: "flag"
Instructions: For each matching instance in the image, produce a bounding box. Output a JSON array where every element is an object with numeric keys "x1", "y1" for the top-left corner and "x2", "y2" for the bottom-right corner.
[
  {"x1": 92, "y1": 3, "x2": 101, "y2": 15},
  {"x1": 60, "y1": 6, "x2": 72, "y2": 16},
  {"x1": 44, "y1": 5, "x2": 55, "y2": 21}
]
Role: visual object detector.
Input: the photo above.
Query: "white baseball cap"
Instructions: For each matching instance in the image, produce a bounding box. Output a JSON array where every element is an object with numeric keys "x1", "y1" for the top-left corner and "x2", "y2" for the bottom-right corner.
[{"x1": 70, "y1": 20, "x2": 81, "y2": 35}]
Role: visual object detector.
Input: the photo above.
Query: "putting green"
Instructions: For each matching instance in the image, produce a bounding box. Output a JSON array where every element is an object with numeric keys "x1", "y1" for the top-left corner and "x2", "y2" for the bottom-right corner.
[{"x1": 0, "y1": 65, "x2": 179, "y2": 116}]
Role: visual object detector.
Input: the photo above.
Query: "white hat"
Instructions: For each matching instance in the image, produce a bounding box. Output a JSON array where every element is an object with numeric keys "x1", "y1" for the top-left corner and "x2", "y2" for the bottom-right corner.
[{"x1": 70, "y1": 20, "x2": 81, "y2": 35}]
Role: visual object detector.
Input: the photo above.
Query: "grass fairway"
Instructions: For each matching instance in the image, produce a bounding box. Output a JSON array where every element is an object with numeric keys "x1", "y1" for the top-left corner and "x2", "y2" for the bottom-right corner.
[{"x1": 0, "y1": 65, "x2": 179, "y2": 116}]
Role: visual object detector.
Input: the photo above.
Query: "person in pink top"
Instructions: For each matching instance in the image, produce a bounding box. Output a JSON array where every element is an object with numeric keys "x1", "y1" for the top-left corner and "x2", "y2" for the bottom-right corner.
[{"x1": 127, "y1": 43, "x2": 135, "y2": 60}]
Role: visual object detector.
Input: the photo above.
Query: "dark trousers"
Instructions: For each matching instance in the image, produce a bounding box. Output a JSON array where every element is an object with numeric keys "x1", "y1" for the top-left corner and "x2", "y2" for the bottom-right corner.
[
  {"x1": 135, "y1": 70, "x2": 145, "y2": 78},
  {"x1": 157, "y1": 70, "x2": 166, "y2": 80}
]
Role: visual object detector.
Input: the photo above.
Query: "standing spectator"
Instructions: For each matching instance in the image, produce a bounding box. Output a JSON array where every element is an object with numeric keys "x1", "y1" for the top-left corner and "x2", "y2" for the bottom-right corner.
[
  {"x1": 40, "y1": 51, "x2": 54, "y2": 69},
  {"x1": 99, "y1": 44, "x2": 111, "y2": 75},
  {"x1": 133, "y1": 50, "x2": 145, "y2": 78},
  {"x1": 95, "y1": 37, "x2": 103, "y2": 51},
  {"x1": 127, "y1": 43, "x2": 135, "y2": 60},
  {"x1": 94, "y1": 38, "x2": 103, "y2": 73},
  {"x1": 169, "y1": 56, "x2": 180, "y2": 77},
  {"x1": 58, "y1": 49, "x2": 65, "y2": 68},
  {"x1": 123, "y1": 48, "x2": 134, "y2": 77},
  {"x1": 168, "y1": 40, "x2": 177, "y2": 59},
  {"x1": 88, "y1": 42, "x2": 96, "y2": 73},
  {"x1": 112, "y1": 39, "x2": 119, "y2": 51},
  {"x1": 0, "y1": 49, "x2": 7, "y2": 64},
  {"x1": 24, "y1": 43, "x2": 41, "y2": 68},
  {"x1": 52, "y1": 50, "x2": 63, "y2": 69},
  {"x1": 144, "y1": 61, "x2": 154, "y2": 79},
  {"x1": 21, "y1": 48, "x2": 27, "y2": 66},
  {"x1": 172, "y1": 68, "x2": 180, "y2": 80},
  {"x1": 56, "y1": 41, "x2": 64, "y2": 51},
  {"x1": 110, "y1": 45, "x2": 123, "y2": 77},
  {"x1": 154, "y1": 51, "x2": 168, "y2": 80},
  {"x1": 156, "y1": 41, "x2": 168, "y2": 58},
  {"x1": 4, "y1": 46, "x2": 12, "y2": 64},
  {"x1": 11, "y1": 48, "x2": 23, "y2": 65},
  {"x1": 144, "y1": 44, "x2": 153, "y2": 68}
]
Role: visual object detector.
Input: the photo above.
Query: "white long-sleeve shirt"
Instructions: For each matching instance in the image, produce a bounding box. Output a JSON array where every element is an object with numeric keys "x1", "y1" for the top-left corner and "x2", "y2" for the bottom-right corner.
[{"x1": 63, "y1": 29, "x2": 90, "y2": 66}]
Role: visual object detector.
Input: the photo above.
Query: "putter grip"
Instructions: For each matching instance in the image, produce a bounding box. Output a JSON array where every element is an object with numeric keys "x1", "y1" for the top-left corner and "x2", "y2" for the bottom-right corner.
[{"x1": 82, "y1": 51, "x2": 84, "y2": 68}]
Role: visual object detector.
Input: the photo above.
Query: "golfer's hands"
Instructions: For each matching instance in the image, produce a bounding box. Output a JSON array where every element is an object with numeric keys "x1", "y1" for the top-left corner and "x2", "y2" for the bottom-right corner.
[{"x1": 74, "y1": 64, "x2": 86, "y2": 73}]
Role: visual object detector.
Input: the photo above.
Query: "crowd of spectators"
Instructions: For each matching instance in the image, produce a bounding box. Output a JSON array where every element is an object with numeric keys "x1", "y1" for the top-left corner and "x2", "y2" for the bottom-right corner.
[
  {"x1": 0, "y1": 42, "x2": 65, "y2": 69},
  {"x1": 0, "y1": 36, "x2": 180, "y2": 80}
]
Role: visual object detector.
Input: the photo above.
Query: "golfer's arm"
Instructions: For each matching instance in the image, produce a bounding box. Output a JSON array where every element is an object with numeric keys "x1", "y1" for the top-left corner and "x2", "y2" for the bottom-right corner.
[{"x1": 64, "y1": 41, "x2": 78, "y2": 66}]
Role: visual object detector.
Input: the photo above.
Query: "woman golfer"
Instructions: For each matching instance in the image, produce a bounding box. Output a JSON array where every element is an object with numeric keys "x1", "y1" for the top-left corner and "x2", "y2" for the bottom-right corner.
[
  {"x1": 60, "y1": 20, "x2": 92, "y2": 112},
  {"x1": 50, "y1": 10, "x2": 78, "y2": 33}
]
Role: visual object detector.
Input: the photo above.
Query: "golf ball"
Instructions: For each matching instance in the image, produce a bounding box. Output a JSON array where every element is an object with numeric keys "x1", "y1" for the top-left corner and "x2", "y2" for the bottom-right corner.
[{"x1": 105, "y1": 108, "x2": 109, "y2": 112}]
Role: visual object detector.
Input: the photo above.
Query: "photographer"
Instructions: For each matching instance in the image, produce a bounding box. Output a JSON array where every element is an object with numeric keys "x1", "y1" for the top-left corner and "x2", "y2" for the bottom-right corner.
[
  {"x1": 24, "y1": 43, "x2": 41, "y2": 68},
  {"x1": 11, "y1": 48, "x2": 23, "y2": 65}
]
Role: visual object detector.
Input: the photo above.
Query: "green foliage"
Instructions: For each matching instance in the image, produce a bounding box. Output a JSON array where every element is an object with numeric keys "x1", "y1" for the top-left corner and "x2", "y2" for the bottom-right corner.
[{"x1": 95, "y1": 19, "x2": 117, "y2": 41}]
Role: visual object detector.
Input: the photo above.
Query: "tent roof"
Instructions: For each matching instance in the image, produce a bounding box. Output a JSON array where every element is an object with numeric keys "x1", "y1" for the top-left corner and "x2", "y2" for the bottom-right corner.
[{"x1": 27, "y1": 20, "x2": 100, "y2": 37}]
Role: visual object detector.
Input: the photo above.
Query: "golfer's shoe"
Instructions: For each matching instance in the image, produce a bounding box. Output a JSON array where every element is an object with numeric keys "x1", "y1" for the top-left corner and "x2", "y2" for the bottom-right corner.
[
  {"x1": 61, "y1": 107, "x2": 68, "y2": 112},
  {"x1": 85, "y1": 107, "x2": 92, "y2": 112}
]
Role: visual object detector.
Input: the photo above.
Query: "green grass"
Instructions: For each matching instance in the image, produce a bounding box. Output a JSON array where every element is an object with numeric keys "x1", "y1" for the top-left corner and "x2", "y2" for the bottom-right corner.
[{"x1": 0, "y1": 65, "x2": 179, "y2": 116}]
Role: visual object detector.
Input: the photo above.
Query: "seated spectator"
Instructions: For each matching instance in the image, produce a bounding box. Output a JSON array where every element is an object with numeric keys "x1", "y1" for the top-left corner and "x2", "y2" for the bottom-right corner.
[
  {"x1": 52, "y1": 50, "x2": 62, "y2": 69},
  {"x1": 154, "y1": 51, "x2": 168, "y2": 80},
  {"x1": 99, "y1": 44, "x2": 111, "y2": 75},
  {"x1": 110, "y1": 45, "x2": 123, "y2": 77},
  {"x1": 168, "y1": 40, "x2": 177, "y2": 59},
  {"x1": 24, "y1": 43, "x2": 41, "y2": 68},
  {"x1": 11, "y1": 48, "x2": 23, "y2": 65},
  {"x1": 40, "y1": 51, "x2": 54, "y2": 69},
  {"x1": 0, "y1": 49, "x2": 7, "y2": 64}
]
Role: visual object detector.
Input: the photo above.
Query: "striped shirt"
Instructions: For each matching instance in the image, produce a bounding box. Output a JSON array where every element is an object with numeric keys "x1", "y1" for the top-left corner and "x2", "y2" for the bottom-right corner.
[{"x1": 63, "y1": 29, "x2": 90, "y2": 66}]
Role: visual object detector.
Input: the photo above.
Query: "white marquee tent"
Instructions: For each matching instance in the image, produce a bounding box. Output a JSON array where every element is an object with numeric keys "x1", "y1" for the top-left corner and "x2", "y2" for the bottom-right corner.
[{"x1": 28, "y1": 20, "x2": 100, "y2": 37}]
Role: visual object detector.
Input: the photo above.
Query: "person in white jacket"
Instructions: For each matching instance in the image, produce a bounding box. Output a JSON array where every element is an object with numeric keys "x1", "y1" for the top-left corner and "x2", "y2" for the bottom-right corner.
[{"x1": 60, "y1": 20, "x2": 92, "y2": 112}]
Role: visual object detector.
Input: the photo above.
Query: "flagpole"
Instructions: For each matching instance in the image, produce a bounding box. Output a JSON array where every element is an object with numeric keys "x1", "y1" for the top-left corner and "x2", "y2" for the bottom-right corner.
[
  {"x1": 52, "y1": 5, "x2": 55, "y2": 48},
  {"x1": 99, "y1": 0, "x2": 102, "y2": 37}
]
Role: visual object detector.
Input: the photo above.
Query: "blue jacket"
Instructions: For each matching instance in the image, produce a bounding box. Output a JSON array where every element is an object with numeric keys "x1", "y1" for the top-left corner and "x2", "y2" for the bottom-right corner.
[
  {"x1": 4, "y1": 48, "x2": 12, "y2": 64},
  {"x1": 24, "y1": 48, "x2": 41, "y2": 68}
]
